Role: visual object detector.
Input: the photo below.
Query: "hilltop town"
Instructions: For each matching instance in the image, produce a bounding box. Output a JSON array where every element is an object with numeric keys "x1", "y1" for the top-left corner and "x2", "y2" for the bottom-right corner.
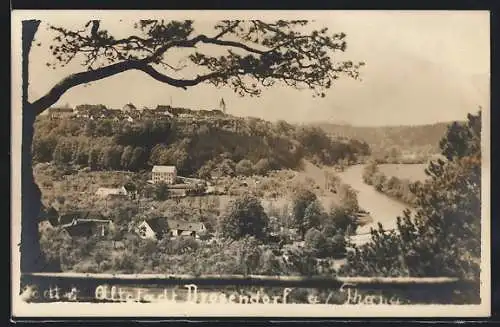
[{"x1": 47, "y1": 102, "x2": 228, "y2": 122}]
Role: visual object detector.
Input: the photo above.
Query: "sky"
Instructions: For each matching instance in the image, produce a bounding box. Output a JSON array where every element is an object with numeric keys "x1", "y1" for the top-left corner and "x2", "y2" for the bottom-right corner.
[{"x1": 25, "y1": 10, "x2": 490, "y2": 126}]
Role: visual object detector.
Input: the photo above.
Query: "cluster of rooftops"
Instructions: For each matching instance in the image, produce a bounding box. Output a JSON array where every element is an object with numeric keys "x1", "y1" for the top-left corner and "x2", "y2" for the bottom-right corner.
[{"x1": 41, "y1": 208, "x2": 206, "y2": 240}]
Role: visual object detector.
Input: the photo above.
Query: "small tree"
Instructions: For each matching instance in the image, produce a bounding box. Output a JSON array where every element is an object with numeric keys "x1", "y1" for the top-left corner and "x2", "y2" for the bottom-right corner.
[
  {"x1": 291, "y1": 188, "x2": 317, "y2": 239},
  {"x1": 153, "y1": 182, "x2": 170, "y2": 201},
  {"x1": 233, "y1": 236, "x2": 262, "y2": 276},
  {"x1": 304, "y1": 227, "x2": 329, "y2": 258},
  {"x1": 254, "y1": 158, "x2": 271, "y2": 176},
  {"x1": 282, "y1": 243, "x2": 318, "y2": 276},
  {"x1": 303, "y1": 200, "x2": 324, "y2": 233},
  {"x1": 362, "y1": 161, "x2": 379, "y2": 185},
  {"x1": 258, "y1": 248, "x2": 283, "y2": 275},
  {"x1": 337, "y1": 184, "x2": 359, "y2": 213},
  {"x1": 330, "y1": 231, "x2": 347, "y2": 259},
  {"x1": 235, "y1": 159, "x2": 254, "y2": 176},
  {"x1": 328, "y1": 206, "x2": 357, "y2": 235},
  {"x1": 213, "y1": 158, "x2": 236, "y2": 178},
  {"x1": 220, "y1": 194, "x2": 269, "y2": 240}
]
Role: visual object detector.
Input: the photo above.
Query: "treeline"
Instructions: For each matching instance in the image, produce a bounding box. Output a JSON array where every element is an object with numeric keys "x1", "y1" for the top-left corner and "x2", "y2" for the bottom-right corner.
[
  {"x1": 32, "y1": 115, "x2": 371, "y2": 177},
  {"x1": 362, "y1": 162, "x2": 419, "y2": 205}
]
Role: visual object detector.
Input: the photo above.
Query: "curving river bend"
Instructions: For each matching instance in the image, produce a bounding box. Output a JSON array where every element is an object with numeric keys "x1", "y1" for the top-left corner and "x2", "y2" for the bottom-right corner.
[{"x1": 336, "y1": 164, "x2": 413, "y2": 239}]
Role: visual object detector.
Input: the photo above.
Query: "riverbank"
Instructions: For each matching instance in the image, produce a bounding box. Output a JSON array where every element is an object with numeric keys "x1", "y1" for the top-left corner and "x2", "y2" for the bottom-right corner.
[{"x1": 336, "y1": 164, "x2": 414, "y2": 236}]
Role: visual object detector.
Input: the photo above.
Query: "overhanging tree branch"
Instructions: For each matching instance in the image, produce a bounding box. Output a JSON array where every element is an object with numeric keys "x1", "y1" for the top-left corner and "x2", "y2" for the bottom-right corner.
[
  {"x1": 35, "y1": 19, "x2": 364, "y2": 114},
  {"x1": 31, "y1": 59, "x2": 233, "y2": 115}
]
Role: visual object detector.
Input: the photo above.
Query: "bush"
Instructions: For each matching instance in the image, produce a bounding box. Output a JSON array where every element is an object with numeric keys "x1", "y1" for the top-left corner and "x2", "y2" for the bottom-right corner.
[
  {"x1": 73, "y1": 260, "x2": 100, "y2": 273},
  {"x1": 235, "y1": 159, "x2": 254, "y2": 176},
  {"x1": 167, "y1": 237, "x2": 200, "y2": 255},
  {"x1": 111, "y1": 251, "x2": 138, "y2": 273},
  {"x1": 254, "y1": 158, "x2": 272, "y2": 176},
  {"x1": 305, "y1": 228, "x2": 333, "y2": 259},
  {"x1": 330, "y1": 232, "x2": 347, "y2": 259}
]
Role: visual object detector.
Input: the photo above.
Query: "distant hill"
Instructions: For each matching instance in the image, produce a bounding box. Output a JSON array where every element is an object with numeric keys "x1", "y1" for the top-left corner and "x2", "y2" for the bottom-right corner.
[{"x1": 311, "y1": 122, "x2": 452, "y2": 155}]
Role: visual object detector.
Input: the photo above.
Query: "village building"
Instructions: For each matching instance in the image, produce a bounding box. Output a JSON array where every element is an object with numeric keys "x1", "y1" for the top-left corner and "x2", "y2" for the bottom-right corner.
[
  {"x1": 179, "y1": 112, "x2": 195, "y2": 119},
  {"x1": 152, "y1": 165, "x2": 177, "y2": 184},
  {"x1": 61, "y1": 219, "x2": 114, "y2": 238},
  {"x1": 155, "y1": 105, "x2": 176, "y2": 116},
  {"x1": 136, "y1": 217, "x2": 168, "y2": 240},
  {"x1": 136, "y1": 218, "x2": 206, "y2": 240},
  {"x1": 57, "y1": 210, "x2": 113, "y2": 238},
  {"x1": 95, "y1": 186, "x2": 129, "y2": 198},
  {"x1": 48, "y1": 107, "x2": 74, "y2": 119},
  {"x1": 57, "y1": 210, "x2": 104, "y2": 225},
  {"x1": 167, "y1": 220, "x2": 206, "y2": 238},
  {"x1": 122, "y1": 103, "x2": 137, "y2": 112},
  {"x1": 74, "y1": 104, "x2": 107, "y2": 117}
]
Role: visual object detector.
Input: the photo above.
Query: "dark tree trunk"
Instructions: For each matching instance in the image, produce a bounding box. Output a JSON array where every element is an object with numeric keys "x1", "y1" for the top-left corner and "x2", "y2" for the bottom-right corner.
[{"x1": 21, "y1": 20, "x2": 45, "y2": 273}]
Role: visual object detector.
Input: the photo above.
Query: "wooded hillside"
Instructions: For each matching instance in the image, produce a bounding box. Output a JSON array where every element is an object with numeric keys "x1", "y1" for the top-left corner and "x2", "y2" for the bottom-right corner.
[{"x1": 33, "y1": 111, "x2": 371, "y2": 178}]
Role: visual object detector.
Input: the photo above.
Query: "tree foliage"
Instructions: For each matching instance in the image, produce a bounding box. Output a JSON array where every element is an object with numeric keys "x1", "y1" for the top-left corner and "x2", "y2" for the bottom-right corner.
[
  {"x1": 220, "y1": 194, "x2": 269, "y2": 240},
  {"x1": 363, "y1": 162, "x2": 419, "y2": 205},
  {"x1": 291, "y1": 188, "x2": 317, "y2": 239},
  {"x1": 41, "y1": 20, "x2": 363, "y2": 109},
  {"x1": 341, "y1": 111, "x2": 482, "y2": 280}
]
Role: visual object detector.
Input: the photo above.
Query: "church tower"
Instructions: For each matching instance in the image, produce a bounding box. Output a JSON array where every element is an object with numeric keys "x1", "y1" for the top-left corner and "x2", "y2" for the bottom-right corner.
[{"x1": 220, "y1": 97, "x2": 226, "y2": 114}]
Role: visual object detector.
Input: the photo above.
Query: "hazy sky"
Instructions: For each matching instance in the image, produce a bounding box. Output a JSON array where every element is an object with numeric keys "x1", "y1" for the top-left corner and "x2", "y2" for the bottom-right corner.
[{"x1": 26, "y1": 11, "x2": 490, "y2": 126}]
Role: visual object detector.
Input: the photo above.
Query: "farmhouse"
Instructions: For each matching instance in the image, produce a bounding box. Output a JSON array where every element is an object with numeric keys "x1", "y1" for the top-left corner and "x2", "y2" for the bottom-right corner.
[
  {"x1": 95, "y1": 186, "x2": 128, "y2": 198},
  {"x1": 136, "y1": 217, "x2": 168, "y2": 240},
  {"x1": 61, "y1": 218, "x2": 113, "y2": 238},
  {"x1": 58, "y1": 210, "x2": 105, "y2": 225},
  {"x1": 58, "y1": 210, "x2": 113, "y2": 238},
  {"x1": 168, "y1": 220, "x2": 206, "y2": 238},
  {"x1": 136, "y1": 218, "x2": 207, "y2": 240},
  {"x1": 152, "y1": 165, "x2": 177, "y2": 184}
]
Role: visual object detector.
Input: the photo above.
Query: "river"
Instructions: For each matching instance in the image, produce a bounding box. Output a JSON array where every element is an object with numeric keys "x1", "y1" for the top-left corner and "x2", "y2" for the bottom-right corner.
[{"x1": 336, "y1": 164, "x2": 413, "y2": 238}]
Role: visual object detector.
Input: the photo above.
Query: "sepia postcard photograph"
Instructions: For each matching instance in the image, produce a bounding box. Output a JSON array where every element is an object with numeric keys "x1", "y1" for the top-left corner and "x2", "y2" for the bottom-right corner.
[{"x1": 11, "y1": 10, "x2": 491, "y2": 318}]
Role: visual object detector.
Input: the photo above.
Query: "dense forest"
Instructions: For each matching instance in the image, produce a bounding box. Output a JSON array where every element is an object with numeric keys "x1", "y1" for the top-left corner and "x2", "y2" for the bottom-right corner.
[{"x1": 32, "y1": 113, "x2": 371, "y2": 177}]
